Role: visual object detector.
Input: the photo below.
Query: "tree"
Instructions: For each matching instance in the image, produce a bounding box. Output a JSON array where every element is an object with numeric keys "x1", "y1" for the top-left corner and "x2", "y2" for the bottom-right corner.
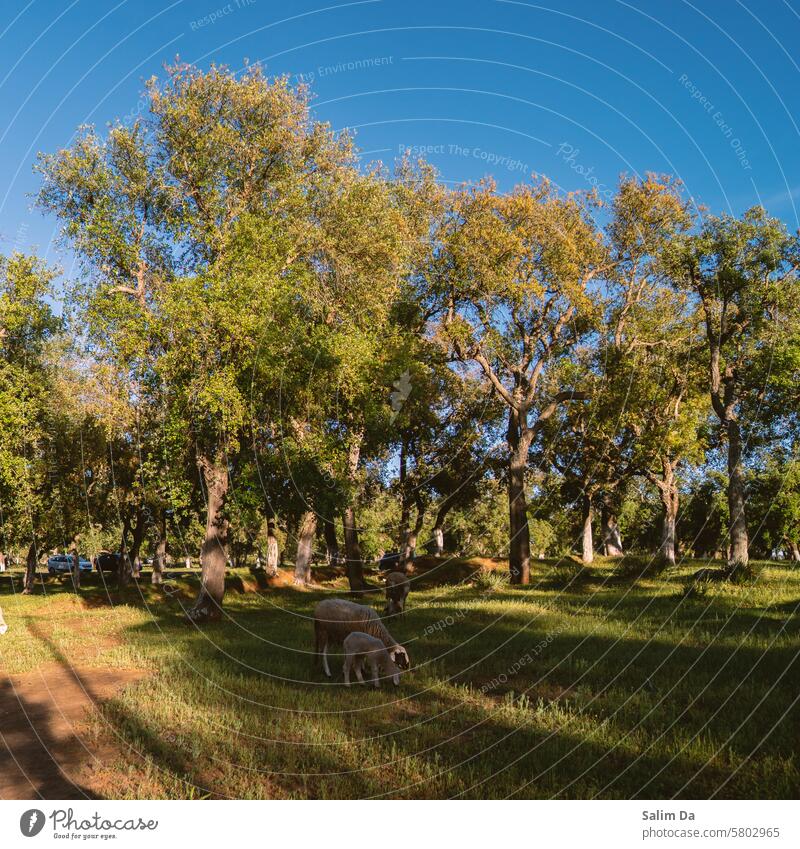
[
  {"x1": 680, "y1": 471, "x2": 728, "y2": 558},
  {"x1": 433, "y1": 178, "x2": 603, "y2": 583},
  {"x1": 670, "y1": 208, "x2": 800, "y2": 576},
  {"x1": 425, "y1": 386, "x2": 501, "y2": 556},
  {"x1": 294, "y1": 510, "x2": 317, "y2": 585},
  {"x1": 635, "y1": 384, "x2": 706, "y2": 567},
  {"x1": 38, "y1": 63, "x2": 407, "y2": 618},
  {"x1": 387, "y1": 347, "x2": 485, "y2": 569},
  {"x1": 599, "y1": 175, "x2": 705, "y2": 566},
  {"x1": 0, "y1": 253, "x2": 62, "y2": 592},
  {"x1": 747, "y1": 451, "x2": 800, "y2": 560},
  {"x1": 536, "y1": 383, "x2": 625, "y2": 565}
]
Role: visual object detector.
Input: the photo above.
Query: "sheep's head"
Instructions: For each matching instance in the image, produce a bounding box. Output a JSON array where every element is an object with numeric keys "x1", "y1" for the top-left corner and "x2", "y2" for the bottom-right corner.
[
  {"x1": 385, "y1": 599, "x2": 404, "y2": 616},
  {"x1": 392, "y1": 646, "x2": 410, "y2": 671},
  {"x1": 384, "y1": 654, "x2": 402, "y2": 686}
]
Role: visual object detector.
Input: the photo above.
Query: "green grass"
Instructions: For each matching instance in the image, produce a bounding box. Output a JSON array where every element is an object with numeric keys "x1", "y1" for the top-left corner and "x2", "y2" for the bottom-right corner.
[{"x1": 1, "y1": 557, "x2": 798, "y2": 799}]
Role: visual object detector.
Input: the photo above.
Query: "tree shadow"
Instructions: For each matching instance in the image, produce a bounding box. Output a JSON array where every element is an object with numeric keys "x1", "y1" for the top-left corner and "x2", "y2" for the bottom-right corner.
[
  {"x1": 12, "y1": 575, "x2": 794, "y2": 799},
  {"x1": 0, "y1": 666, "x2": 100, "y2": 800},
  {"x1": 1, "y1": 619, "x2": 153, "y2": 800}
]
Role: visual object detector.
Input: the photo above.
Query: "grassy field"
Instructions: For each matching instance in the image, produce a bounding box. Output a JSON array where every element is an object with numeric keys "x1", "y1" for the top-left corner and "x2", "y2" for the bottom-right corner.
[{"x1": 1, "y1": 557, "x2": 798, "y2": 799}]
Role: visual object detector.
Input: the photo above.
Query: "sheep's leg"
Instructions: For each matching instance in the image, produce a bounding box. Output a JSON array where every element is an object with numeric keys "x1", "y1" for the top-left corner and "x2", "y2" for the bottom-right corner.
[
  {"x1": 370, "y1": 658, "x2": 381, "y2": 689},
  {"x1": 343, "y1": 655, "x2": 352, "y2": 686},
  {"x1": 322, "y1": 640, "x2": 331, "y2": 678},
  {"x1": 354, "y1": 658, "x2": 365, "y2": 684}
]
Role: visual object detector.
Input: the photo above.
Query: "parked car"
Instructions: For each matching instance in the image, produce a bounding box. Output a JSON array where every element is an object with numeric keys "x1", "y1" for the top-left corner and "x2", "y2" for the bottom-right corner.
[
  {"x1": 96, "y1": 552, "x2": 122, "y2": 572},
  {"x1": 47, "y1": 554, "x2": 92, "y2": 575},
  {"x1": 378, "y1": 551, "x2": 403, "y2": 571}
]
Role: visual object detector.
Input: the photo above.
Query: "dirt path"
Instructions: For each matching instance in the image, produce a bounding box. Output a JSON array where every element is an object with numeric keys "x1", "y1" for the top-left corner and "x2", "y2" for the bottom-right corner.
[{"x1": 0, "y1": 664, "x2": 146, "y2": 800}]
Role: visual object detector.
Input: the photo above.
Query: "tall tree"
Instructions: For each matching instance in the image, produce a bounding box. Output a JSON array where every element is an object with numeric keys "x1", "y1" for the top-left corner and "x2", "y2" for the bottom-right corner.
[
  {"x1": 747, "y1": 451, "x2": 800, "y2": 560},
  {"x1": 670, "y1": 208, "x2": 800, "y2": 576},
  {"x1": 602, "y1": 175, "x2": 704, "y2": 566},
  {"x1": 38, "y1": 64, "x2": 406, "y2": 618},
  {"x1": 433, "y1": 179, "x2": 603, "y2": 582},
  {"x1": 0, "y1": 254, "x2": 61, "y2": 592}
]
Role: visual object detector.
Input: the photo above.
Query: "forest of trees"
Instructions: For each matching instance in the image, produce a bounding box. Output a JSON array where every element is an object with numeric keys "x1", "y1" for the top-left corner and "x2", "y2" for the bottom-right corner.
[{"x1": 1, "y1": 64, "x2": 798, "y2": 620}]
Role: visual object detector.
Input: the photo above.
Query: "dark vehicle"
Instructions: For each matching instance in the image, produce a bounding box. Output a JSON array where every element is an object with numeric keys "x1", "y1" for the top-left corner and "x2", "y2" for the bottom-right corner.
[
  {"x1": 47, "y1": 554, "x2": 92, "y2": 575},
  {"x1": 378, "y1": 551, "x2": 403, "y2": 571},
  {"x1": 96, "y1": 552, "x2": 123, "y2": 572}
]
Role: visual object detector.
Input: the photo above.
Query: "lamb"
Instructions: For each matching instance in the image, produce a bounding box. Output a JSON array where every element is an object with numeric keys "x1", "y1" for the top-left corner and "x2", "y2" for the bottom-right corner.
[
  {"x1": 342, "y1": 631, "x2": 402, "y2": 687},
  {"x1": 313, "y1": 598, "x2": 409, "y2": 679},
  {"x1": 384, "y1": 570, "x2": 410, "y2": 615}
]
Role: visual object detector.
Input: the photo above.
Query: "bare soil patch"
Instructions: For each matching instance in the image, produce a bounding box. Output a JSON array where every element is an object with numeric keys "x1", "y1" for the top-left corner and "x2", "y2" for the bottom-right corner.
[{"x1": 0, "y1": 664, "x2": 146, "y2": 799}]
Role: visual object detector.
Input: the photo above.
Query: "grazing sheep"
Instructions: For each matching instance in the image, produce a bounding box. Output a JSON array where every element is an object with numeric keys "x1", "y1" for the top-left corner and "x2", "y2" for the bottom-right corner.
[
  {"x1": 342, "y1": 631, "x2": 402, "y2": 687},
  {"x1": 0, "y1": 606, "x2": 7, "y2": 635},
  {"x1": 384, "y1": 570, "x2": 410, "y2": 615},
  {"x1": 313, "y1": 598, "x2": 409, "y2": 678}
]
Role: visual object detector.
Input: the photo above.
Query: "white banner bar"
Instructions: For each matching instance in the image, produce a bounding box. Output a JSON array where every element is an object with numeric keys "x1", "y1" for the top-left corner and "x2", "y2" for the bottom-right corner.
[{"x1": 1, "y1": 800, "x2": 796, "y2": 848}]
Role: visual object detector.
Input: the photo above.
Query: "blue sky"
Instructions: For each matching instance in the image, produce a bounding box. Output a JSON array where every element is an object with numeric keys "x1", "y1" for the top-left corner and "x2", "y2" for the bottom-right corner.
[{"x1": 1, "y1": 0, "x2": 799, "y2": 283}]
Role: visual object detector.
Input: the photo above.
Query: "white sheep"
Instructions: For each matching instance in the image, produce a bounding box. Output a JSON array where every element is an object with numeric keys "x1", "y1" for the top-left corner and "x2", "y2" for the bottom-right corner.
[
  {"x1": 313, "y1": 598, "x2": 409, "y2": 679},
  {"x1": 342, "y1": 631, "x2": 402, "y2": 687},
  {"x1": 384, "y1": 570, "x2": 410, "y2": 615}
]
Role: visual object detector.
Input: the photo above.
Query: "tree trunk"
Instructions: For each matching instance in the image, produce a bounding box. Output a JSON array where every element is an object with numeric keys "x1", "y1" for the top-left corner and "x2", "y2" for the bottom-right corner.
[
  {"x1": 789, "y1": 541, "x2": 800, "y2": 562},
  {"x1": 343, "y1": 507, "x2": 365, "y2": 591},
  {"x1": 402, "y1": 495, "x2": 425, "y2": 571},
  {"x1": 71, "y1": 549, "x2": 81, "y2": 591},
  {"x1": 726, "y1": 420, "x2": 749, "y2": 573},
  {"x1": 322, "y1": 518, "x2": 339, "y2": 564},
  {"x1": 432, "y1": 493, "x2": 456, "y2": 556},
  {"x1": 152, "y1": 510, "x2": 166, "y2": 585},
  {"x1": 23, "y1": 541, "x2": 37, "y2": 594},
  {"x1": 294, "y1": 511, "x2": 317, "y2": 585},
  {"x1": 265, "y1": 517, "x2": 279, "y2": 576},
  {"x1": 581, "y1": 494, "x2": 594, "y2": 565},
  {"x1": 118, "y1": 517, "x2": 131, "y2": 587},
  {"x1": 152, "y1": 520, "x2": 166, "y2": 585},
  {"x1": 129, "y1": 509, "x2": 145, "y2": 579},
  {"x1": 189, "y1": 455, "x2": 230, "y2": 621},
  {"x1": 601, "y1": 498, "x2": 623, "y2": 556},
  {"x1": 708, "y1": 329, "x2": 748, "y2": 575},
  {"x1": 433, "y1": 526, "x2": 444, "y2": 555},
  {"x1": 600, "y1": 498, "x2": 623, "y2": 557},
  {"x1": 228, "y1": 536, "x2": 240, "y2": 569},
  {"x1": 507, "y1": 408, "x2": 531, "y2": 584},
  {"x1": 656, "y1": 457, "x2": 679, "y2": 567},
  {"x1": 398, "y1": 438, "x2": 410, "y2": 551},
  {"x1": 343, "y1": 433, "x2": 365, "y2": 591}
]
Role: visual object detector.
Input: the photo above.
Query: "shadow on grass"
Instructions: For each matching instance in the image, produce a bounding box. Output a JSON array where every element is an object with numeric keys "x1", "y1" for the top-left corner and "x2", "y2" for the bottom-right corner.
[
  {"x1": 6, "y1": 570, "x2": 799, "y2": 798},
  {"x1": 1, "y1": 622, "x2": 106, "y2": 800},
  {"x1": 0, "y1": 677, "x2": 101, "y2": 800},
  {"x1": 92, "y1": 585, "x2": 799, "y2": 798}
]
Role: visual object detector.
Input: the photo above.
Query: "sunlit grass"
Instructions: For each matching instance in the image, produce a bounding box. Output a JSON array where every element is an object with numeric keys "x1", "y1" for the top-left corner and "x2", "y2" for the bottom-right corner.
[{"x1": 1, "y1": 558, "x2": 798, "y2": 798}]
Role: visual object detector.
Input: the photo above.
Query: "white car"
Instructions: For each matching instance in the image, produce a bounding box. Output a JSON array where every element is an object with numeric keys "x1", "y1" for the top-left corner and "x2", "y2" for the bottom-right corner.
[{"x1": 47, "y1": 554, "x2": 92, "y2": 575}]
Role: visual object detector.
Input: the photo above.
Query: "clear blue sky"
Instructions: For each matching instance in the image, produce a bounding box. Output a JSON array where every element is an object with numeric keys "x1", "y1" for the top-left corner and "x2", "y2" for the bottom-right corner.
[{"x1": 1, "y1": 0, "x2": 799, "y2": 284}]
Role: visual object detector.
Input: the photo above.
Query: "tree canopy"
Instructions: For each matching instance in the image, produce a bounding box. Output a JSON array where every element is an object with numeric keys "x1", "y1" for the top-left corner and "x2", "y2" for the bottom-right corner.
[{"x1": 0, "y1": 61, "x2": 792, "y2": 616}]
